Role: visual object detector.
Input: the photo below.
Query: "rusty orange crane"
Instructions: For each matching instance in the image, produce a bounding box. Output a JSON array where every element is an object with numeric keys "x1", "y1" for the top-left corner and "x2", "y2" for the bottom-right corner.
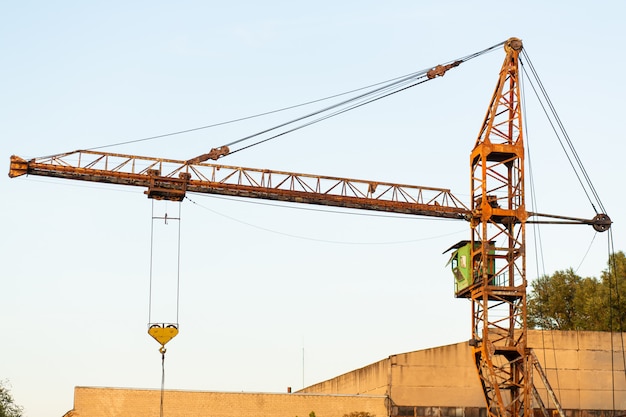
[{"x1": 8, "y1": 38, "x2": 611, "y2": 417}]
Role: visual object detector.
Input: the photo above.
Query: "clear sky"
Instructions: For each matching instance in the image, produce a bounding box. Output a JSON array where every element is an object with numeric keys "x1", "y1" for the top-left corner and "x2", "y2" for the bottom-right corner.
[{"x1": 2, "y1": 2, "x2": 624, "y2": 416}]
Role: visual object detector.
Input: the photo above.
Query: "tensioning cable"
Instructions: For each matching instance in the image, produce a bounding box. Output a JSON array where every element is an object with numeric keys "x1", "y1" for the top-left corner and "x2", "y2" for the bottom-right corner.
[
  {"x1": 521, "y1": 49, "x2": 606, "y2": 216},
  {"x1": 522, "y1": 48, "x2": 620, "y2": 409},
  {"x1": 34, "y1": 40, "x2": 505, "y2": 162},
  {"x1": 186, "y1": 40, "x2": 506, "y2": 164}
]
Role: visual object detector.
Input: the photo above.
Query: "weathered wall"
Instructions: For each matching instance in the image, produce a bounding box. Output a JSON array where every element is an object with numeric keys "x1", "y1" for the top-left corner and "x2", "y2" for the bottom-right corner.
[
  {"x1": 65, "y1": 331, "x2": 626, "y2": 416},
  {"x1": 388, "y1": 341, "x2": 483, "y2": 407},
  {"x1": 300, "y1": 330, "x2": 626, "y2": 411},
  {"x1": 300, "y1": 358, "x2": 390, "y2": 396},
  {"x1": 528, "y1": 330, "x2": 626, "y2": 410},
  {"x1": 66, "y1": 387, "x2": 388, "y2": 417},
  {"x1": 297, "y1": 341, "x2": 484, "y2": 406}
]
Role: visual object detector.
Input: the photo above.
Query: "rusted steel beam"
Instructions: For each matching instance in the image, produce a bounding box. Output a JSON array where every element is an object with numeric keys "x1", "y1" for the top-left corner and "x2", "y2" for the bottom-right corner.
[{"x1": 10, "y1": 151, "x2": 471, "y2": 220}]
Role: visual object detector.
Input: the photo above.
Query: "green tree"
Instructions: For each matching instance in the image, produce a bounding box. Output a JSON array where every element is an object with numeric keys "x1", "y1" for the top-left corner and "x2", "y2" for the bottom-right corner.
[
  {"x1": 597, "y1": 251, "x2": 626, "y2": 331},
  {"x1": 0, "y1": 381, "x2": 23, "y2": 417},
  {"x1": 527, "y1": 251, "x2": 626, "y2": 331},
  {"x1": 343, "y1": 412, "x2": 376, "y2": 417},
  {"x1": 574, "y1": 274, "x2": 608, "y2": 329},
  {"x1": 528, "y1": 268, "x2": 591, "y2": 329}
]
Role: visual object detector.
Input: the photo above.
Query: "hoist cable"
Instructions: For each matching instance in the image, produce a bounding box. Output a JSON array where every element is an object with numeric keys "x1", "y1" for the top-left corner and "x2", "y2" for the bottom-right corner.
[
  {"x1": 607, "y1": 228, "x2": 626, "y2": 410},
  {"x1": 521, "y1": 50, "x2": 606, "y2": 214},
  {"x1": 524, "y1": 47, "x2": 619, "y2": 403},
  {"x1": 147, "y1": 202, "x2": 183, "y2": 325},
  {"x1": 176, "y1": 202, "x2": 182, "y2": 324},
  {"x1": 148, "y1": 200, "x2": 155, "y2": 324},
  {"x1": 522, "y1": 70, "x2": 547, "y2": 280},
  {"x1": 524, "y1": 47, "x2": 622, "y2": 403},
  {"x1": 607, "y1": 229, "x2": 625, "y2": 333},
  {"x1": 147, "y1": 203, "x2": 182, "y2": 417},
  {"x1": 523, "y1": 71, "x2": 564, "y2": 406},
  {"x1": 607, "y1": 230, "x2": 617, "y2": 411},
  {"x1": 160, "y1": 350, "x2": 166, "y2": 417}
]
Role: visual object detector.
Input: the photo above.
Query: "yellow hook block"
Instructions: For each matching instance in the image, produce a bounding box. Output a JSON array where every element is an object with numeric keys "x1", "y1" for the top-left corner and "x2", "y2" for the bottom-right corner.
[{"x1": 148, "y1": 323, "x2": 179, "y2": 348}]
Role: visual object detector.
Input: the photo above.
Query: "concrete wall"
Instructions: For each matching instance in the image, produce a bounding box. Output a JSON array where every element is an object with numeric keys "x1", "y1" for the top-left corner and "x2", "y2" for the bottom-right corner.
[
  {"x1": 388, "y1": 342, "x2": 483, "y2": 407},
  {"x1": 65, "y1": 331, "x2": 626, "y2": 416},
  {"x1": 298, "y1": 341, "x2": 484, "y2": 407},
  {"x1": 300, "y1": 331, "x2": 626, "y2": 411},
  {"x1": 66, "y1": 387, "x2": 388, "y2": 417},
  {"x1": 528, "y1": 331, "x2": 626, "y2": 410},
  {"x1": 300, "y1": 358, "x2": 390, "y2": 396}
]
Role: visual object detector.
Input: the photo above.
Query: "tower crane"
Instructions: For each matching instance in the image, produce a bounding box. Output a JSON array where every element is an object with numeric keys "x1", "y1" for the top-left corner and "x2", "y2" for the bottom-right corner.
[{"x1": 8, "y1": 38, "x2": 611, "y2": 417}]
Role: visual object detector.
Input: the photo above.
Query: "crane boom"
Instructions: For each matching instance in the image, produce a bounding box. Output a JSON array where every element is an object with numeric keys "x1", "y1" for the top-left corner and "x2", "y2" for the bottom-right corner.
[
  {"x1": 8, "y1": 151, "x2": 609, "y2": 229},
  {"x1": 9, "y1": 151, "x2": 470, "y2": 219}
]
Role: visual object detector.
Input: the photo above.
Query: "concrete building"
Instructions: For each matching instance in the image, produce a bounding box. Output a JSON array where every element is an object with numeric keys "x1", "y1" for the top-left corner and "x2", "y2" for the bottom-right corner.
[{"x1": 64, "y1": 330, "x2": 626, "y2": 417}]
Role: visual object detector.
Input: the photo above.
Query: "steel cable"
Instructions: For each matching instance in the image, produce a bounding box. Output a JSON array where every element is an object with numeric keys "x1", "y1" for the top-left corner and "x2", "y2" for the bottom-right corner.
[
  {"x1": 521, "y1": 50, "x2": 606, "y2": 215},
  {"x1": 160, "y1": 350, "x2": 166, "y2": 417},
  {"x1": 73, "y1": 41, "x2": 505, "y2": 159},
  {"x1": 222, "y1": 41, "x2": 505, "y2": 154}
]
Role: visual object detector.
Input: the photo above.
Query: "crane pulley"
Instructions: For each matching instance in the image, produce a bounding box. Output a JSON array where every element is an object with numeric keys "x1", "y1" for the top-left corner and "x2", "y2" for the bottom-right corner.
[{"x1": 7, "y1": 37, "x2": 612, "y2": 417}]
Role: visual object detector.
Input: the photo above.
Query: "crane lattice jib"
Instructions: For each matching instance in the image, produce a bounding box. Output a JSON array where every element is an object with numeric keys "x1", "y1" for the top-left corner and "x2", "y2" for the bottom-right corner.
[{"x1": 9, "y1": 151, "x2": 470, "y2": 219}]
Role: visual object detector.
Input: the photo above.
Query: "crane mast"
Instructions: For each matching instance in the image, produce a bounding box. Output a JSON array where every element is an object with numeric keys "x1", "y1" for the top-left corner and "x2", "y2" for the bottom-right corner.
[
  {"x1": 8, "y1": 38, "x2": 611, "y2": 417},
  {"x1": 468, "y1": 37, "x2": 529, "y2": 417}
]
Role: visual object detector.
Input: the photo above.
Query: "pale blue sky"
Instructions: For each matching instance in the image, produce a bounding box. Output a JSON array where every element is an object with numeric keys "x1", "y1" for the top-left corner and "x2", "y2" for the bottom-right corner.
[{"x1": 2, "y1": 2, "x2": 625, "y2": 416}]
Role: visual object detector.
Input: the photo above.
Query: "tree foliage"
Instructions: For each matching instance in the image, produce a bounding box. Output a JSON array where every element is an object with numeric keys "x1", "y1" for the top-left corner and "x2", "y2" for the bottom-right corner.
[
  {"x1": 527, "y1": 251, "x2": 626, "y2": 331},
  {"x1": 598, "y1": 251, "x2": 626, "y2": 331},
  {"x1": 0, "y1": 381, "x2": 23, "y2": 417},
  {"x1": 343, "y1": 413, "x2": 375, "y2": 417}
]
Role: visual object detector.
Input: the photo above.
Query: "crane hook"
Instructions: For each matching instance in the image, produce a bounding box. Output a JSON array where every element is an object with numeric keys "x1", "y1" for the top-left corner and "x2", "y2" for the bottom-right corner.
[{"x1": 148, "y1": 323, "x2": 179, "y2": 353}]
